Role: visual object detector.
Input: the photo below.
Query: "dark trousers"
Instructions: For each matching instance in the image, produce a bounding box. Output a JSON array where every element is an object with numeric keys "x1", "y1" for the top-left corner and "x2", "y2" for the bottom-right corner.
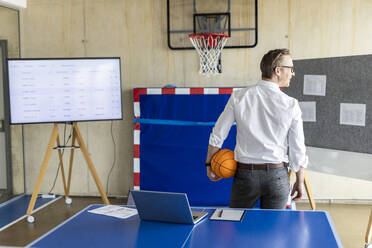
[{"x1": 229, "y1": 166, "x2": 290, "y2": 209}]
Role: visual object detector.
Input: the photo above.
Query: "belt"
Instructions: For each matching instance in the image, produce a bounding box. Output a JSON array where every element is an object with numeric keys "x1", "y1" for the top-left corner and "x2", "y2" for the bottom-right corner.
[{"x1": 237, "y1": 162, "x2": 284, "y2": 170}]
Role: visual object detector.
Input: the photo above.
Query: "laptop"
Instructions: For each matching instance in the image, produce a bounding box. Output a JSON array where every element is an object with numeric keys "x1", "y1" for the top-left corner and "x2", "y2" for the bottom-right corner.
[{"x1": 130, "y1": 190, "x2": 208, "y2": 225}]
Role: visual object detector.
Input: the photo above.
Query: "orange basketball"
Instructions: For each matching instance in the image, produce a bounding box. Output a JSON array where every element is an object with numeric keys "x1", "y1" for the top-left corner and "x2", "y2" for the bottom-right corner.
[{"x1": 211, "y1": 149, "x2": 237, "y2": 178}]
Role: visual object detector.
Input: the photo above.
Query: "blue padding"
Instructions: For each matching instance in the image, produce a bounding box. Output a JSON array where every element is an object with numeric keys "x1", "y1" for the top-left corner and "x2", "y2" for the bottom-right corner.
[
  {"x1": 139, "y1": 94, "x2": 237, "y2": 206},
  {"x1": 0, "y1": 195, "x2": 57, "y2": 229},
  {"x1": 140, "y1": 95, "x2": 230, "y2": 122},
  {"x1": 134, "y1": 118, "x2": 219, "y2": 126},
  {"x1": 138, "y1": 94, "x2": 294, "y2": 208}
]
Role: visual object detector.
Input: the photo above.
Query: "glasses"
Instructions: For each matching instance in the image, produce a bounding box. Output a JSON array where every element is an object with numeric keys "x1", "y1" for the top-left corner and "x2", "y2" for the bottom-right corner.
[{"x1": 278, "y1": 66, "x2": 294, "y2": 73}]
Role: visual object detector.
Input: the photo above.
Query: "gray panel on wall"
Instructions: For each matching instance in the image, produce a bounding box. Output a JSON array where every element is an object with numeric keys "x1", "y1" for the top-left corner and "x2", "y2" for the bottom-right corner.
[{"x1": 283, "y1": 54, "x2": 372, "y2": 154}]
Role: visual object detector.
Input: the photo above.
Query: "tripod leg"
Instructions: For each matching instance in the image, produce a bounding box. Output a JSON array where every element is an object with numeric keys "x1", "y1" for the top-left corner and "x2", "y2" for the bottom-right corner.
[
  {"x1": 26, "y1": 124, "x2": 59, "y2": 216},
  {"x1": 289, "y1": 170, "x2": 295, "y2": 184},
  {"x1": 73, "y1": 123, "x2": 110, "y2": 204},
  {"x1": 66, "y1": 132, "x2": 76, "y2": 196},
  {"x1": 304, "y1": 171, "x2": 316, "y2": 210},
  {"x1": 56, "y1": 135, "x2": 68, "y2": 196},
  {"x1": 366, "y1": 209, "x2": 372, "y2": 244}
]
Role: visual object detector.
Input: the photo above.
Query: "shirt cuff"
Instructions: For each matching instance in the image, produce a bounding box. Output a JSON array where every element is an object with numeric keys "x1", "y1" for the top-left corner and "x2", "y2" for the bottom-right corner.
[
  {"x1": 289, "y1": 155, "x2": 308, "y2": 172},
  {"x1": 209, "y1": 134, "x2": 223, "y2": 148}
]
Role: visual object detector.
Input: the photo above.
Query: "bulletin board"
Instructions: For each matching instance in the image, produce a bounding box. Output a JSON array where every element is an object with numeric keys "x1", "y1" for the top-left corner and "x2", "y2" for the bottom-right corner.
[{"x1": 283, "y1": 54, "x2": 372, "y2": 154}]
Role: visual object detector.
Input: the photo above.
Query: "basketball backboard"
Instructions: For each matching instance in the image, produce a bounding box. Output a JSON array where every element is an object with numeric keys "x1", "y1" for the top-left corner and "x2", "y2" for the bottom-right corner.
[{"x1": 167, "y1": 0, "x2": 257, "y2": 50}]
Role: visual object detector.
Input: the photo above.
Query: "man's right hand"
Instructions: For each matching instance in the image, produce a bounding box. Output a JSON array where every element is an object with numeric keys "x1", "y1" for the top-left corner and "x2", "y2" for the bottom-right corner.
[
  {"x1": 207, "y1": 166, "x2": 222, "y2": 182},
  {"x1": 291, "y1": 167, "x2": 305, "y2": 201},
  {"x1": 205, "y1": 145, "x2": 221, "y2": 181}
]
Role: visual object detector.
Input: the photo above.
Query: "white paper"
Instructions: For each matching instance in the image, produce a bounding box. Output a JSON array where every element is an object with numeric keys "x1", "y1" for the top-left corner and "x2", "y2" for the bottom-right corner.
[
  {"x1": 209, "y1": 208, "x2": 244, "y2": 221},
  {"x1": 88, "y1": 205, "x2": 138, "y2": 219},
  {"x1": 303, "y1": 75, "x2": 327, "y2": 96},
  {"x1": 299, "y1": 101, "x2": 316, "y2": 122},
  {"x1": 340, "y1": 103, "x2": 366, "y2": 126}
]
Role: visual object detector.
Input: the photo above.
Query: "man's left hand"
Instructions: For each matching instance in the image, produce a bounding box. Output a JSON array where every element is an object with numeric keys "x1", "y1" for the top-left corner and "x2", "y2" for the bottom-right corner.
[
  {"x1": 291, "y1": 167, "x2": 305, "y2": 201},
  {"x1": 291, "y1": 180, "x2": 304, "y2": 201}
]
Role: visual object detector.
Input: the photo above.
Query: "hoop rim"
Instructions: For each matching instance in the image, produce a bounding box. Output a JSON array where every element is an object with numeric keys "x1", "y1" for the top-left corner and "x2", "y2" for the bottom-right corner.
[{"x1": 189, "y1": 33, "x2": 229, "y2": 38}]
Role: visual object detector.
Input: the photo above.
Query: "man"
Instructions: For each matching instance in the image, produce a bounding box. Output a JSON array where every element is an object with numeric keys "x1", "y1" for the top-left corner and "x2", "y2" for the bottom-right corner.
[{"x1": 204, "y1": 49, "x2": 308, "y2": 209}]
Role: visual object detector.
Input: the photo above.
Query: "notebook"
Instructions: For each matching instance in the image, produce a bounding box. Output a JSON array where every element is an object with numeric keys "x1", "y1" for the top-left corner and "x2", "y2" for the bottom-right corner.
[
  {"x1": 209, "y1": 208, "x2": 245, "y2": 221},
  {"x1": 130, "y1": 190, "x2": 208, "y2": 225}
]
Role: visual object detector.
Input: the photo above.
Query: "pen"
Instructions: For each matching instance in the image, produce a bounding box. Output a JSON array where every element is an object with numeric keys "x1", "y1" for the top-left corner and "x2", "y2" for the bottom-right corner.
[{"x1": 218, "y1": 209, "x2": 223, "y2": 218}]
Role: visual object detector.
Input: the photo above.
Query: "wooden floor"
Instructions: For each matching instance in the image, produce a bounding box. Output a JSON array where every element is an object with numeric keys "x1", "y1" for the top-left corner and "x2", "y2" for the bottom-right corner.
[
  {"x1": 296, "y1": 202, "x2": 372, "y2": 248},
  {"x1": 0, "y1": 196, "x2": 370, "y2": 247}
]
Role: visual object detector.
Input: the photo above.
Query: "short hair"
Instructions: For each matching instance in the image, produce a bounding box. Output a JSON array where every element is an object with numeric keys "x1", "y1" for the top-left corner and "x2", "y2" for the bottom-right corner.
[{"x1": 260, "y1": 49, "x2": 290, "y2": 78}]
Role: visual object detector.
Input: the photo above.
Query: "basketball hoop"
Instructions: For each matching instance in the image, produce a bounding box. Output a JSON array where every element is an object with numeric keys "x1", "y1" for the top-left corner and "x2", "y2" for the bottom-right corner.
[{"x1": 189, "y1": 33, "x2": 229, "y2": 76}]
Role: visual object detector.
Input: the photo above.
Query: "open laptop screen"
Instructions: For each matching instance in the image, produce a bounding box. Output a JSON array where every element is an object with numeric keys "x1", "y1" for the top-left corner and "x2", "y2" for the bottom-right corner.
[{"x1": 130, "y1": 190, "x2": 207, "y2": 225}]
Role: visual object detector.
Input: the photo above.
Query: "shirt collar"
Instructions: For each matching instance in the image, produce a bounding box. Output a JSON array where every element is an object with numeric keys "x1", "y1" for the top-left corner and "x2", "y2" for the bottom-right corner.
[{"x1": 258, "y1": 80, "x2": 281, "y2": 91}]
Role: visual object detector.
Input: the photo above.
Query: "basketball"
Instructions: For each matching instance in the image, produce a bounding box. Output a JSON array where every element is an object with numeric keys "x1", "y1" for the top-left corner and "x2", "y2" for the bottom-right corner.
[{"x1": 211, "y1": 149, "x2": 237, "y2": 178}]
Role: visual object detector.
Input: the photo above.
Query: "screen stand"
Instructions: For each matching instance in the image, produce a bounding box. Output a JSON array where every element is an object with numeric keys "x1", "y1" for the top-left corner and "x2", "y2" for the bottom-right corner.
[
  {"x1": 26, "y1": 122, "x2": 110, "y2": 223},
  {"x1": 366, "y1": 209, "x2": 372, "y2": 245}
]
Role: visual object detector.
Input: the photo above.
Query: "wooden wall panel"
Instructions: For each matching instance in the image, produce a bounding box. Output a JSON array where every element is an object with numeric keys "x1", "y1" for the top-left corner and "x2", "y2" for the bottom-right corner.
[{"x1": 7, "y1": 0, "x2": 372, "y2": 198}]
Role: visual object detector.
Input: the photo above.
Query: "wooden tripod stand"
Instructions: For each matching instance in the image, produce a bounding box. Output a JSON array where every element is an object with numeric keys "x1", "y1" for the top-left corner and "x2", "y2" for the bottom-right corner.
[
  {"x1": 26, "y1": 122, "x2": 110, "y2": 222},
  {"x1": 366, "y1": 209, "x2": 372, "y2": 246}
]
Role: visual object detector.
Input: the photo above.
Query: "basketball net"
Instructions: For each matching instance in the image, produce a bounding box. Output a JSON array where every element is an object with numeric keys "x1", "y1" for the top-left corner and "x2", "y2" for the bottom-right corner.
[{"x1": 189, "y1": 33, "x2": 229, "y2": 76}]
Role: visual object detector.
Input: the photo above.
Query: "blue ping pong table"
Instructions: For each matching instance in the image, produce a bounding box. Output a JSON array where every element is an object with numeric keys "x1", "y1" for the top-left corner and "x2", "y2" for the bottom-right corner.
[{"x1": 27, "y1": 205, "x2": 342, "y2": 248}]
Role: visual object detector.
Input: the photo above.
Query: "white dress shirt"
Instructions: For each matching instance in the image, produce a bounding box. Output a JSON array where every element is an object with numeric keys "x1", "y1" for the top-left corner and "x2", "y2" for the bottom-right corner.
[{"x1": 209, "y1": 80, "x2": 308, "y2": 172}]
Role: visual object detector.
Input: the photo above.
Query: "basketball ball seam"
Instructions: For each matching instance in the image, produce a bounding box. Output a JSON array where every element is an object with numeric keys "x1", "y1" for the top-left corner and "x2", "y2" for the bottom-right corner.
[
  {"x1": 214, "y1": 149, "x2": 228, "y2": 160},
  {"x1": 219, "y1": 160, "x2": 236, "y2": 172},
  {"x1": 212, "y1": 149, "x2": 231, "y2": 167}
]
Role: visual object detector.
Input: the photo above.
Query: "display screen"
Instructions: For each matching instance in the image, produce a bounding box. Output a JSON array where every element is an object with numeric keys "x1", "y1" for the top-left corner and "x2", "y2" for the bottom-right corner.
[{"x1": 7, "y1": 58, "x2": 122, "y2": 124}]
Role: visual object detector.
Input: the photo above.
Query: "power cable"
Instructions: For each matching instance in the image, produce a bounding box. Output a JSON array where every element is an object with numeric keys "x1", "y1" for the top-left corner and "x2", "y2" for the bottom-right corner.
[
  {"x1": 106, "y1": 121, "x2": 117, "y2": 195},
  {"x1": 48, "y1": 123, "x2": 72, "y2": 194}
]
